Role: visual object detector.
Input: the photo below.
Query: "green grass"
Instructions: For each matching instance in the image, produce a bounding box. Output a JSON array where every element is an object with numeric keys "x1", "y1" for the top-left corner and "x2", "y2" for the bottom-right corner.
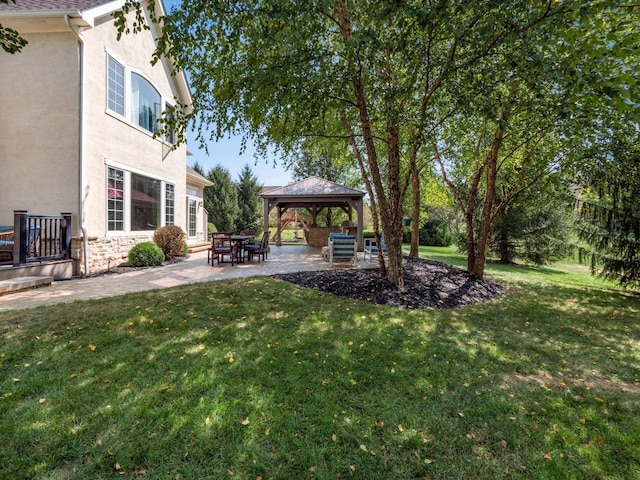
[{"x1": 1, "y1": 248, "x2": 639, "y2": 479}]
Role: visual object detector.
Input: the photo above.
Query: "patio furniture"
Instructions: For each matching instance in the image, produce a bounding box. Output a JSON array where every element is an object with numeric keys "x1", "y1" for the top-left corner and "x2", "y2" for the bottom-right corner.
[
  {"x1": 244, "y1": 231, "x2": 270, "y2": 263},
  {"x1": 329, "y1": 234, "x2": 356, "y2": 267},
  {"x1": 0, "y1": 225, "x2": 42, "y2": 262},
  {"x1": 363, "y1": 234, "x2": 387, "y2": 261},
  {"x1": 209, "y1": 232, "x2": 238, "y2": 266}
]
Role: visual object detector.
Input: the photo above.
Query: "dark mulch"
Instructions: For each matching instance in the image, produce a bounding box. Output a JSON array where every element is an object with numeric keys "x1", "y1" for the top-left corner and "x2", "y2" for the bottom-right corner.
[{"x1": 273, "y1": 256, "x2": 503, "y2": 310}]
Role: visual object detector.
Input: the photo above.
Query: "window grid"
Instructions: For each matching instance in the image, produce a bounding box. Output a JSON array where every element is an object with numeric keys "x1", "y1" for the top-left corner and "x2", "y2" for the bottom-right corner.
[
  {"x1": 107, "y1": 56, "x2": 125, "y2": 116},
  {"x1": 107, "y1": 167, "x2": 124, "y2": 231},
  {"x1": 188, "y1": 199, "x2": 197, "y2": 237},
  {"x1": 165, "y1": 184, "x2": 175, "y2": 225}
]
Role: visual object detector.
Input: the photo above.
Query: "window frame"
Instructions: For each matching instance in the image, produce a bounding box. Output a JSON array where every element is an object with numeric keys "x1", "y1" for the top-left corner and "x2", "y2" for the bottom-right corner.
[
  {"x1": 106, "y1": 163, "x2": 175, "y2": 235},
  {"x1": 105, "y1": 52, "x2": 172, "y2": 142}
]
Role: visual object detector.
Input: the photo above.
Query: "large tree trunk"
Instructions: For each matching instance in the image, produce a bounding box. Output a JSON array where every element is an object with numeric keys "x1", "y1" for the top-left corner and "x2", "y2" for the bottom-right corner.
[
  {"x1": 467, "y1": 113, "x2": 508, "y2": 279},
  {"x1": 335, "y1": 0, "x2": 404, "y2": 284}
]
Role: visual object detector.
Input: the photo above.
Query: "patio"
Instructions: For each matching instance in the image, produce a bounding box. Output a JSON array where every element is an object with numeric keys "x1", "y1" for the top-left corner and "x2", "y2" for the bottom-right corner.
[{"x1": 0, "y1": 245, "x2": 377, "y2": 311}]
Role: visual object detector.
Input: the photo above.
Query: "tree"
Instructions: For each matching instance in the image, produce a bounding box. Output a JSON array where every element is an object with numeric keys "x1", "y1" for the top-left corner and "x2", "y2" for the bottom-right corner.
[
  {"x1": 205, "y1": 165, "x2": 239, "y2": 233},
  {"x1": 576, "y1": 134, "x2": 640, "y2": 288},
  {"x1": 190, "y1": 160, "x2": 205, "y2": 176},
  {"x1": 488, "y1": 178, "x2": 572, "y2": 266},
  {"x1": 1, "y1": 0, "x2": 28, "y2": 54},
  {"x1": 236, "y1": 164, "x2": 262, "y2": 233},
  {"x1": 118, "y1": 0, "x2": 637, "y2": 283},
  {"x1": 431, "y1": 3, "x2": 639, "y2": 278}
]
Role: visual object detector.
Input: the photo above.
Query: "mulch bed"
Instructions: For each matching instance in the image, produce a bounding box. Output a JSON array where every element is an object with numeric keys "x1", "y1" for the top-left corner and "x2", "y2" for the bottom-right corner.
[{"x1": 273, "y1": 256, "x2": 503, "y2": 310}]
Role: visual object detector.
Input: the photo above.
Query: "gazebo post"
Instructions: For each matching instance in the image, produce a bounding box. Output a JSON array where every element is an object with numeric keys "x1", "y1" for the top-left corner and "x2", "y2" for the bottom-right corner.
[{"x1": 356, "y1": 199, "x2": 364, "y2": 251}]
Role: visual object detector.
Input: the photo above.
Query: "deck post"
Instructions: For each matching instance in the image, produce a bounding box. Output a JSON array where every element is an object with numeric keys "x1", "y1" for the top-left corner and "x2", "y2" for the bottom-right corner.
[
  {"x1": 61, "y1": 212, "x2": 72, "y2": 259},
  {"x1": 12, "y1": 210, "x2": 28, "y2": 266}
]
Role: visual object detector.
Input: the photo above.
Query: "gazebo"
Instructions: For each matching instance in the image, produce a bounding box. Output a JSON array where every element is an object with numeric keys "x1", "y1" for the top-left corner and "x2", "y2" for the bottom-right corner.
[{"x1": 261, "y1": 176, "x2": 365, "y2": 250}]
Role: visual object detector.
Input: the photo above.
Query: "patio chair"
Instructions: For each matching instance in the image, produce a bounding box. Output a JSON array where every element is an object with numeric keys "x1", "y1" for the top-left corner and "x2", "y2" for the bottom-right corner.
[
  {"x1": 244, "y1": 231, "x2": 270, "y2": 263},
  {"x1": 363, "y1": 233, "x2": 387, "y2": 261},
  {"x1": 209, "y1": 232, "x2": 237, "y2": 266},
  {"x1": 329, "y1": 234, "x2": 356, "y2": 267},
  {"x1": 0, "y1": 225, "x2": 42, "y2": 262}
]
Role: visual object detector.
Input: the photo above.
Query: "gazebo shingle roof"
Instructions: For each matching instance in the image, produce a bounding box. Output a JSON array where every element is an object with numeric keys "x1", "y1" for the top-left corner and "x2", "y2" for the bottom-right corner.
[{"x1": 262, "y1": 176, "x2": 364, "y2": 198}]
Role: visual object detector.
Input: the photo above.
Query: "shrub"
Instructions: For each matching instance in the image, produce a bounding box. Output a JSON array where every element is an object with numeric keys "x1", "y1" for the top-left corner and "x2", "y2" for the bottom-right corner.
[
  {"x1": 419, "y1": 219, "x2": 452, "y2": 247},
  {"x1": 128, "y1": 242, "x2": 165, "y2": 267},
  {"x1": 153, "y1": 225, "x2": 186, "y2": 260},
  {"x1": 183, "y1": 242, "x2": 189, "y2": 257}
]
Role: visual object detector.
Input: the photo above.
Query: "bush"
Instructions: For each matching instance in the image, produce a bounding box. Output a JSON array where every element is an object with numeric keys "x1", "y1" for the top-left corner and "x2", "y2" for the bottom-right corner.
[
  {"x1": 153, "y1": 225, "x2": 186, "y2": 260},
  {"x1": 403, "y1": 220, "x2": 452, "y2": 246},
  {"x1": 419, "y1": 219, "x2": 452, "y2": 247},
  {"x1": 128, "y1": 242, "x2": 165, "y2": 267}
]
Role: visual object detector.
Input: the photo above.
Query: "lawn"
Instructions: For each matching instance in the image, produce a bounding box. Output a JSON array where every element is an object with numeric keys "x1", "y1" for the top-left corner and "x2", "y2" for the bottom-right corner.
[{"x1": 1, "y1": 247, "x2": 638, "y2": 479}]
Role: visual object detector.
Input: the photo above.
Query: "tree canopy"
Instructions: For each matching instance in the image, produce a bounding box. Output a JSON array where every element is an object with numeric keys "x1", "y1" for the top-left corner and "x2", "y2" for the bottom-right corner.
[{"x1": 119, "y1": 0, "x2": 639, "y2": 283}]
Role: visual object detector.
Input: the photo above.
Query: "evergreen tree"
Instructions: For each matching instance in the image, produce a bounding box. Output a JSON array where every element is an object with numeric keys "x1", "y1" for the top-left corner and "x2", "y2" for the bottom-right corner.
[
  {"x1": 191, "y1": 161, "x2": 206, "y2": 176},
  {"x1": 576, "y1": 136, "x2": 640, "y2": 288},
  {"x1": 236, "y1": 164, "x2": 262, "y2": 233},
  {"x1": 490, "y1": 182, "x2": 572, "y2": 266},
  {"x1": 205, "y1": 165, "x2": 239, "y2": 233}
]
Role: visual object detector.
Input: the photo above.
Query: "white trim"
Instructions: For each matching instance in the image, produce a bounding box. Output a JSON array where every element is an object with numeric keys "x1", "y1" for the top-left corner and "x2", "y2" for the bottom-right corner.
[
  {"x1": 104, "y1": 158, "x2": 174, "y2": 184},
  {"x1": 81, "y1": 0, "x2": 126, "y2": 27}
]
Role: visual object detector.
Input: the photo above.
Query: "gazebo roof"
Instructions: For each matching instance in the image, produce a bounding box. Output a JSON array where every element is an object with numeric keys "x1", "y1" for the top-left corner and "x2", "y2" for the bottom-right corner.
[{"x1": 261, "y1": 176, "x2": 364, "y2": 199}]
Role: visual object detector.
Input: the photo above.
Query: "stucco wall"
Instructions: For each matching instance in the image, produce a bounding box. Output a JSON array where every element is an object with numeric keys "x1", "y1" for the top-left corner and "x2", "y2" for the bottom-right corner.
[
  {"x1": 0, "y1": 6, "x2": 192, "y2": 273},
  {"x1": 0, "y1": 32, "x2": 80, "y2": 226}
]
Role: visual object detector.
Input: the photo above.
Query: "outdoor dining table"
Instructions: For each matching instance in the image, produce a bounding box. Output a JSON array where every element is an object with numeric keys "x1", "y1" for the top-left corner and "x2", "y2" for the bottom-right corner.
[{"x1": 230, "y1": 234, "x2": 255, "y2": 262}]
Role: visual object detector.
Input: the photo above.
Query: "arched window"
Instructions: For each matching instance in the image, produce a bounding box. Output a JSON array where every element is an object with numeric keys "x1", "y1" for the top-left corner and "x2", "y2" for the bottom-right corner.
[{"x1": 131, "y1": 73, "x2": 161, "y2": 133}]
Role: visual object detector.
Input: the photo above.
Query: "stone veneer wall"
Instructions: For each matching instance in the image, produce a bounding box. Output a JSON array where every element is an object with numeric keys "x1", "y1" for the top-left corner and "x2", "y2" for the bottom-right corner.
[
  {"x1": 71, "y1": 235, "x2": 154, "y2": 274},
  {"x1": 307, "y1": 227, "x2": 342, "y2": 247}
]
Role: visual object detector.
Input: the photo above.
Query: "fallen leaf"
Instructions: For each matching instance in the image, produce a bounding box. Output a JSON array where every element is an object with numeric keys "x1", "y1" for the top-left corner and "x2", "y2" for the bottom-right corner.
[
  {"x1": 544, "y1": 453, "x2": 552, "y2": 460},
  {"x1": 350, "y1": 465, "x2": 356, "y2": 472},
  {"x1": 332, "y1": 434, "x2": 337, "y2": 442},
  {"x1": 90, "y1": 345, "x2": 97, "y2": 351},
  {"x1": 136, "y1": 468, "x2": 146, "y2": 475},
  {"x1": 360, "y1": 444, "x2": 368, "y2": 452},
  {"x1": 241, "y1": 417, "x2": 250, "y2": 426},
  {"x1": 458, "y1": 412, "x2": 464, "y2": 418},
  {"x1": 39, "y1": 398, "x2": 46, "y2": 404},
  {"x1": 115, "y1": 463, "x2": 121, "y2": 471},
  {"x1": 397, "y1": 424, "x2": 404, "y2": 432},
  {"x1": 375, "y1": 420, "x2": 384, "y2": 427},
  {"x1": 349, "y1": 379, "x2": 357, "y2": 385},
  {"x1": 265, "y1": 427, "x2": 270, "y2": 436}
]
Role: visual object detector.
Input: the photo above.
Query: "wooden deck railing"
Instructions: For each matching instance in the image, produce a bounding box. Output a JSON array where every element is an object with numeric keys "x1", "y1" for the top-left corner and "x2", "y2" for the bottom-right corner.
[{"x1": 0, "y1": 210, "x2": 72, "y2": 266}]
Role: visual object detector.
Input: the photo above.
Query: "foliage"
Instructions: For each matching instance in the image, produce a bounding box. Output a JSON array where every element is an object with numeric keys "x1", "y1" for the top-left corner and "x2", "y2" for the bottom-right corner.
[
  {"x1": 0, "y1": 0, "x2": 28, "y2": 54},
  {"x1": 1, "y1": 251, "x2": 639, "y2": 478},
  {"x1": 576, "y1": 135, "x2": 640, "y2": 288},
  {"x1": 128, "y1": 241, "x2": 164, "y2": 266},
  {"x1": 116, "y1": 0, "x2": 639, "y2": 286},
  {"x1": 419, "y1": 220, "x2": 452, "y2": 247},
  {"x1": 236, "y1": 164, "x2": 262, "y2": 234},
  {"x1": 489, "y1": 186, "x2": 572, "y2": 266},
  {"x1": 153, "y1": 225, "x2": 186, "y2": 260},
  {"x1": 204, "y1": 165, "x2": 239, "y2": 233}
]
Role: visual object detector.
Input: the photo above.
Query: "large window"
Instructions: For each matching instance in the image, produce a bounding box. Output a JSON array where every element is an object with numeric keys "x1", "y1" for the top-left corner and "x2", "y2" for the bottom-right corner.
[
  {"x1": 107, "y1": 56, "x2": 125, "y2": 116},
  {"x1": 131, "y1": 73, "x2": 161, "y2": 133},
  {"x1": 107, "y1": 167, "x2": 173, "y2": 234},
  {"x1": 130, "y1": 173, "x2": 160, "y2": 231},
  {"x1": 107, "y1": 54, "x2": 167, "y2": 137}
]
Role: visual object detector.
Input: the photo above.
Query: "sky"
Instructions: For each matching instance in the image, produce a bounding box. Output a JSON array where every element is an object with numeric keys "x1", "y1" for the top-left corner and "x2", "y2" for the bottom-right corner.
[{"x1": 162, "y1": 0, "x2": 293, "y2": 187}]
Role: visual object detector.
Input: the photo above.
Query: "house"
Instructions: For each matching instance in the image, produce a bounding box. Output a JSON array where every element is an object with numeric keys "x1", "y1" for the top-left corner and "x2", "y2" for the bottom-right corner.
[{"x1": 0, "y1": 0, "x2": 210, "y2": 275}]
